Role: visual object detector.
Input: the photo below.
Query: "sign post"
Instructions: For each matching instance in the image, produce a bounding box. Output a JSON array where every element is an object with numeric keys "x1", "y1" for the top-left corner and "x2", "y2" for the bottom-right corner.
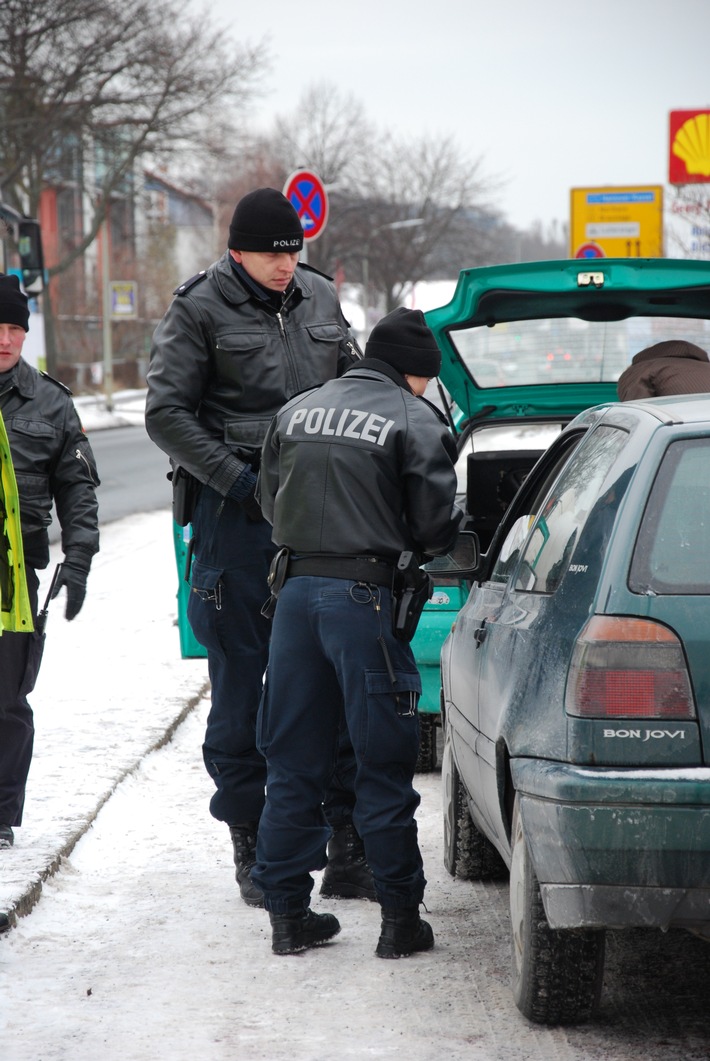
[
  {"x1": 570, "y1": 186, "x2": 664, "y2": 259},
  {"x1": 283, "y1": 170, "x2": 329, "y2": 263}
]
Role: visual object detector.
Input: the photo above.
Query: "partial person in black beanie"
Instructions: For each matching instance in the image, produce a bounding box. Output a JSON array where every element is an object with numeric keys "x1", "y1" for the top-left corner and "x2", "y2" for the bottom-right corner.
[
  {"x1": 0, "y1": 274, "x2": 30, "y2": 332},
  {"x1": 228, "y1": 188, "x2": 304, "y2": 253},
  {"x1": 0, "y1": 275, "x2": 100, "y2": 850},
  {"x1": 253, "y1": 303, "x2": 462, "y2": 957},
  {"x1": 145, "y1": 189, "x2": 371, "y2": 909},
  {"x1": 363, "y1": 306, "x2": 441, "y2": 394}
]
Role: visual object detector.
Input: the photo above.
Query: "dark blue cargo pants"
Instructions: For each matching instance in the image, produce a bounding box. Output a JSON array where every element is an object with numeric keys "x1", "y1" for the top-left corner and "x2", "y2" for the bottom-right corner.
[
  {"x1": 188, "y1": 488, "x2": 357, "y2": 827},
  {"x1": 252, "y1": 575, "x2": 426, "y2": 914}
]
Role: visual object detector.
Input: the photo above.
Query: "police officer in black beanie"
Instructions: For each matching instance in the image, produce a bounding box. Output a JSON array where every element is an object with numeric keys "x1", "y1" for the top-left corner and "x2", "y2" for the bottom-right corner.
[
  {"x1": 253, "y1": 307, "x2": 463, "y2": 956},
  {"x1": 145, "y1": 188, "x2": 370, "y2": 907},
  {"x1": 0, "y1": 275, "x2": 99, "y2": 849}
]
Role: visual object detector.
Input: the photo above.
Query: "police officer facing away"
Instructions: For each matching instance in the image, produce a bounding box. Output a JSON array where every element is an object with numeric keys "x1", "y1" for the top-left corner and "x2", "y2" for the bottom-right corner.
[
  {"x1": 0, "y1": 275, "x2": 100, "y2": 848},
  {"x1": 145, "y1": 188, "x2": 371, "y2": 906},
  {"x1": 253, "y1": 307, "x2": 463, "y2": 957}
]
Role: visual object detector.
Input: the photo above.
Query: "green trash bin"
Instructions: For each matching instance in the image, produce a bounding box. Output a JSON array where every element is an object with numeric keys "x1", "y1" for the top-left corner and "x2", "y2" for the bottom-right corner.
[{"x1": 172, "y1": 520, "x2": 207, "y2": 659}]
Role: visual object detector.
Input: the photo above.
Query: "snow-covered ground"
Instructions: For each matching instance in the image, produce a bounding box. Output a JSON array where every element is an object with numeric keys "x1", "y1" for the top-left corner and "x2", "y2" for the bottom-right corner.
[{"x1": 0, "y1": 505, "x2": 209, "y2": 927}]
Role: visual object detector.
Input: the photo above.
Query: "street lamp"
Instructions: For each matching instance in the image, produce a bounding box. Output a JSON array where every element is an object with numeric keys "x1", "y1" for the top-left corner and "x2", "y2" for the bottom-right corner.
[{"x1": 362, "y1": 217, "x2": 425, "y2": 331}]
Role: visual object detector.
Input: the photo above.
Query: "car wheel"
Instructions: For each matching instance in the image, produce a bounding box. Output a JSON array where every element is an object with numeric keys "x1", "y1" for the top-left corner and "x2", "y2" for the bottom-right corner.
[
  {"x1": 509, "y1": 795, "x2": 605, "y2": 1025},
  {"x1": 441, "y1": 726, "x2": 507, "y2": 880},
  {"x1": 416, "y1": 712, "x2": 438, "y2": 773}
]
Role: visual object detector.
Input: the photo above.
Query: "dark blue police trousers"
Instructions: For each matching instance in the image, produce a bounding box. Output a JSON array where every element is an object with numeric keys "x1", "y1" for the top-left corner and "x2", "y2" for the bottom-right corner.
[
  {"x1": 252, "y1": 575, "x2": 426, "y2": 914},
  {"x1": 187, "y1": 488, "x2": 357, "y2": 827}
]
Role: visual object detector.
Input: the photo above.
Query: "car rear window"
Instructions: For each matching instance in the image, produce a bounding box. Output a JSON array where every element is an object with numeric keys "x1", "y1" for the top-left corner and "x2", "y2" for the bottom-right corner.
[
  {"x1": 449, "y1": 316, "x2": 710, "y2": 387},
  {"x1": 630, "y1": 439, "x2": 710, "y2": 594}
]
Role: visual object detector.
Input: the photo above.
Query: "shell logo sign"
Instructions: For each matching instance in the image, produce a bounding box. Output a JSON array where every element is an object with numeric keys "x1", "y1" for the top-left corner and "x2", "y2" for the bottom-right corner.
[{"x1": 669, "y1": 110, "x2": 710, "y2": 184}]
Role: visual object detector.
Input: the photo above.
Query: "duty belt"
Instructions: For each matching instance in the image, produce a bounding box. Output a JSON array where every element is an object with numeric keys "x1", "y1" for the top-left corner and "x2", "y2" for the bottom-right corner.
[{"x1": 286, "y1": 555, "x2": 394, "y2": 587}]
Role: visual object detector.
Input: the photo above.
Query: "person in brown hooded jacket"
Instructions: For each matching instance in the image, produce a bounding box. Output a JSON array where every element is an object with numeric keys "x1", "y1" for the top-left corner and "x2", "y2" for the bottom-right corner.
[{"x1": 617, "y1": 339, "x2": 710, "y2": 400}]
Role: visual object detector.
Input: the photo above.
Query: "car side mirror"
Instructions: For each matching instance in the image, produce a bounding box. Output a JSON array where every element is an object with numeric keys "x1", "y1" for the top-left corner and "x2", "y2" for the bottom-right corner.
[{"x1": 423, "y1": 528, "x2": 481, "y2": 580}]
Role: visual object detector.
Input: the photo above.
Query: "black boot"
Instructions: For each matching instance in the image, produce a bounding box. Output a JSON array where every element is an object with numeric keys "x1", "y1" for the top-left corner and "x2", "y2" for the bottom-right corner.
[
  {"x1": 229, "y1": 822, "x2": 264, "y2": 908},
  {"x1": 0, "y1": 825, "x2": 14, "y2": 849},
  {"x1": 270, "y1": 909, "x2": 341, "y2": 955},
  {"x1": 376, "y1": 907, "x2": 434, "y2": 959},
  {"x1": 320, "y1": 822, "x2": 376, "y2": 901}
]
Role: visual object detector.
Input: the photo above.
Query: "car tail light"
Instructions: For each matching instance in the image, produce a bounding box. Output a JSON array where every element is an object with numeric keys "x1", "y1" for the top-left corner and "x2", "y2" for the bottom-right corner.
[{"x1": 565, "y1": 616, "x2": 696, "y2": 719}]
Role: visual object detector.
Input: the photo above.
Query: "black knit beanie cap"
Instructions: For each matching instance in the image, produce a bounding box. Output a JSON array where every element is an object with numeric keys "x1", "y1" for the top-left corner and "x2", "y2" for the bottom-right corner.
[
  {"x1": 0, "y1": 273, "x2": 29, "y2": 331},
  {"x1": 633, "y1": 339, "x2": 709, "y2": 365},
  {"x1": 228, "y1": 188, "x2": 304, "y2": 253},
  {"x1": 365, "y1": 307, "x2": 441, "y2": 378}
]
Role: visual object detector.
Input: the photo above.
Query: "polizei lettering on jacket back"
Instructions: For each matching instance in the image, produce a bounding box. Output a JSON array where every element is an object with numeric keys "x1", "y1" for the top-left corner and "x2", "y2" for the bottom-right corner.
[{"x1": 285, "y1": 407, "x2": 396, "y2": 447}]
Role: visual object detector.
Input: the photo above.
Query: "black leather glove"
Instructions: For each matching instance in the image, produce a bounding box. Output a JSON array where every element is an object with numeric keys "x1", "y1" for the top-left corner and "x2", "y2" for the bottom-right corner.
[
  {"x1": 241, "y1": 486, "x2": 263, "y2": 522},
  {"x1": 51, "y1": 560, "x2": 89, "y2": 621},
  {"x1": 227, "y1": 467, "x2": 263, "y2": 522}
]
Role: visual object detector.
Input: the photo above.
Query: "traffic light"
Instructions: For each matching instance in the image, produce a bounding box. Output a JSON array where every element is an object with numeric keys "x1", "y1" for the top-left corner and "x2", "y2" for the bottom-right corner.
[
  {"x1": 17, "y1": 218, "x2": 44, "y2": 293},
  {"x1": 0, "y1": 204, "x2": 45, "y2": 294}
]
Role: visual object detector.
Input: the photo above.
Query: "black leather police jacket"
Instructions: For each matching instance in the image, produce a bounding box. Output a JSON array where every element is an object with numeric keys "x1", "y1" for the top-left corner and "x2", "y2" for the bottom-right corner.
[
  {"x1": 259, "y1": 363, "x2": 463, "y2": 560},
  {"x1": 145, "y1": 253, "x2": 362, "y2": 496},
  {"x1": 0, "y1": 358, "x2": 100, "y2": 570}
]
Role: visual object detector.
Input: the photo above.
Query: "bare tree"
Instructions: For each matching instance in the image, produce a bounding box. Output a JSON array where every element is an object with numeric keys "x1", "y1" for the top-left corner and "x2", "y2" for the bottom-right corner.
[
  {"x1": 258, "y1": 82, "x2": 500, "y2": 318},
  {"x1": 271, "y1": 82, "x2": 375, "y2": 192},
  {"x1": 0, "y1": 0, "x2": 267, "y2": 371},
  {"x1": 354, "y1": 133, "x2": 498, "y2": 313},
  {"x1": 212, "y1": 136, "x2": 290, "y2": 249}
]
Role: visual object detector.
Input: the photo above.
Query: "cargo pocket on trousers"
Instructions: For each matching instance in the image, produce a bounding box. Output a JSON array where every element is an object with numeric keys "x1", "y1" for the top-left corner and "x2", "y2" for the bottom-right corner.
[
  {"x1": 187, "y1": 560, "x2": 224, "y2": 651},
  {"x1": 362, "y1": 670, "x2": 422, "y2": 766},
  {"x1": 19, "y1": 630, "x2": 46, "y2": 699}
]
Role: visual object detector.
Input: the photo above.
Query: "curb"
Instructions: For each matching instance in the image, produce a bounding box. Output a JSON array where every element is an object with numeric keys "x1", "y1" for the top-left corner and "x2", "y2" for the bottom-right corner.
[{"x1": 0, "y1": 679, "x2": 210, "y2": 935}]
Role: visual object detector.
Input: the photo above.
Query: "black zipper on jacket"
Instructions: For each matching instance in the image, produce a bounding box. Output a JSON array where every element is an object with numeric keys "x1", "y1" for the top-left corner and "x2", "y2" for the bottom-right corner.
[{"x1": 74, "y1": 447, "x2": 99, "y2": 486}]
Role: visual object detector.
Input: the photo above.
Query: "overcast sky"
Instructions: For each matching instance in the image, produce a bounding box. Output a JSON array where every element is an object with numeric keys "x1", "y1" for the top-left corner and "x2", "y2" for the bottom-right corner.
[{"x1": 194, "y1": 0, "x2": 710, "y2": 233}]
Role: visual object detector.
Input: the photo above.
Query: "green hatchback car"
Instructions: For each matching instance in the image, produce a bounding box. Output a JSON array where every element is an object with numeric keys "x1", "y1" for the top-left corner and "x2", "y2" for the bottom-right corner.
[
  {"x1": 433, "y1": 258, "x2": 710, "y2": 1025},
  {"x1": 413, "y1": 257, "x2": 710, "y2": 770}
]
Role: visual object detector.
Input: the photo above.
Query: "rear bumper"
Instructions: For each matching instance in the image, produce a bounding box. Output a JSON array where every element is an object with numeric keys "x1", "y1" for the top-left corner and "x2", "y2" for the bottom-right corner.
[
  {"x1": 511, "y1": 757, "x2": 710, "y2": 930},
  {"x1": 539, "y1": 882, "x2": 710, "y2": 931}
]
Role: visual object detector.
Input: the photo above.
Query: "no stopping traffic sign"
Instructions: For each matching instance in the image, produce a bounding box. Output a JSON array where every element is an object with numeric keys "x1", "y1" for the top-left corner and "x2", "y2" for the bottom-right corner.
[{"x1": 283, "y1": 170, "x2": 329, "y2": 242}]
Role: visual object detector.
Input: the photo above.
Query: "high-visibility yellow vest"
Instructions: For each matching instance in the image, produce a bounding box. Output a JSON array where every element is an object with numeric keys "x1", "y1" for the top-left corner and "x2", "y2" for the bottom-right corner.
[{"x1": 0, "y1": 409, "x2": 33, "y2": 634}]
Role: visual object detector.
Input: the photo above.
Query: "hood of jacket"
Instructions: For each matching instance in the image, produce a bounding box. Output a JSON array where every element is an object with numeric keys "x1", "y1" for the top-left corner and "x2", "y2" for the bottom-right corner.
[{"x1": 632, "y1": 339, "x2": 709, "y2": 366}]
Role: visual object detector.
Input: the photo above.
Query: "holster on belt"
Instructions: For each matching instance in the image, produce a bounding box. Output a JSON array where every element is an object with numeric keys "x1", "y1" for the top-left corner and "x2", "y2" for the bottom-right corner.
[
  {"x1": 392, "y1": 550, "x2": 433, "y2": 642},
  {"x1": 261, "y1": 546, "x2": 291, "y2": 619},
  {"x1": 169, "y1": 462, "x2": 200, "y2": 527}
]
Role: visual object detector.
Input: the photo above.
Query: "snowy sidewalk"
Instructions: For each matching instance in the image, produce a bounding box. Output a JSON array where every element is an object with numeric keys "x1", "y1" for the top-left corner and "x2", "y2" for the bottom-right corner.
[{"x1": 0, "y1": 508, "x2": 209, "y2": 927}]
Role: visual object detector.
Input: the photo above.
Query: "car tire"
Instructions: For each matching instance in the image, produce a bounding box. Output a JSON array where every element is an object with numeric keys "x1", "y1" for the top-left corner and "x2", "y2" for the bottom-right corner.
[
  {"x1": 441, "y1": 726, "x2": 507, "y2": 880},
  {"x1": 509, "y1": 795, "x2": 605, "y2": 1025},
  {"x1": 416, "y1": 712, "x2": 438, "y2": 773}
]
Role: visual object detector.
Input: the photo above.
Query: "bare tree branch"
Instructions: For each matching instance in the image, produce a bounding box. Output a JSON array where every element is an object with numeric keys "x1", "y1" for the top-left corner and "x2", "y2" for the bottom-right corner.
[{"x1": 0, "y1": 0, "x2": 268, "y2": 242}]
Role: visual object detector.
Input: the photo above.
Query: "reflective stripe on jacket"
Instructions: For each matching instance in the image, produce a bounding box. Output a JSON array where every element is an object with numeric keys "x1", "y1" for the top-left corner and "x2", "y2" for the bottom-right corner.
[{"x1": 0, "y1": 409, "x2": 33, "y2": 633}]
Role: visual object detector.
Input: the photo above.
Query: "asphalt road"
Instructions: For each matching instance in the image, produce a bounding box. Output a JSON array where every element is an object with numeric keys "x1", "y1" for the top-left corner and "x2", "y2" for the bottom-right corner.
[{"x1": 48, "y1": 421, "x2": 171, "y2": 543}]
